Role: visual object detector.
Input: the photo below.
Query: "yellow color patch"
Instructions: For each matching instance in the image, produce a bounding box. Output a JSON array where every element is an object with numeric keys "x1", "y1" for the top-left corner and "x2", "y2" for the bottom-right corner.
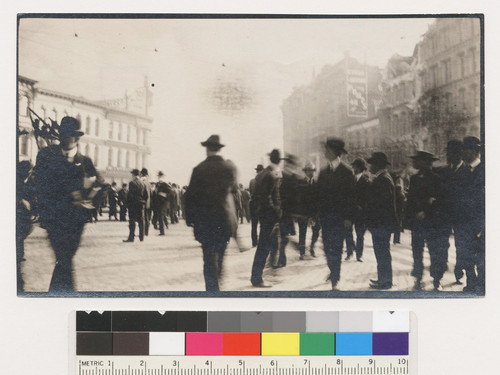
[{"x1": 261, "y1": 333, "x2": 300, "y2": 356}]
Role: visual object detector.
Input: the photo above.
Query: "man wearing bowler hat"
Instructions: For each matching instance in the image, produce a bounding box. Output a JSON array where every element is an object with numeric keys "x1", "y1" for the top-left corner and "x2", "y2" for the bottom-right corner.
[
  {"x1": 297, "y1": 161, "x2": 320, "y2": 259},
  {"x1": 316, "y1": 137, "x2": 356, "y2": 290},
  {"x1": 185, "y1": 135, "x2": 237, "y2": 292},
  {"x1": 249, "y1": 164, "x2": 264, "y2": 247},
  {"x1": 250, "y1": 149, "x2": 282, "y2": 287},
  {"x1": 406, "y1": 151, "x2": 447, "y2": 291},
  {"x1": 365, "y1": 152, "x2": 398, "y2": 290},
  {"x1": 460, "y1": 136, "x2": 485, "y2": 293},
  {"x1": 124, "y1": 169, "x2": 147, "y2": 242},
  {"x1": 34, "y1": 116, "x2": 103, "y2": 293}
]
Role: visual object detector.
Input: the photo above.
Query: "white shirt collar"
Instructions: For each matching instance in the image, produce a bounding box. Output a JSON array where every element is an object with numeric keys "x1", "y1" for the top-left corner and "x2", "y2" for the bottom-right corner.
[
  {"x1": 330, "y1": 157, "x2": 341, "y2": 171},
  {"x1": 355, "y1": 172, "x2": 363, "y2": 181},
  {"x1": 469, "y1": 158, "x2": 481, "y2": 171}
]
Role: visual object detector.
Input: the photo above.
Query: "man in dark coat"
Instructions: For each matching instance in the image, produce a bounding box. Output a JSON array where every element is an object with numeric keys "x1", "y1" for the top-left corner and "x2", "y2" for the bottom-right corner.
[
  {"x1": 108, "y1": 182, "x2": 118, "y2": 220},
  {"x1": 185, "y1": 135, "x2": 237, "y2": 292},
  {"x1": 118, "y1": 183, "x2": 128, "y2": 221},
  {"x1": 345, "y1": 158, "x2": 371, "y2": 262},
  {"x1": 406, "y1": 151, "x2": 447, "y2": 291},
  {"x1": 365, "y1": 153, "x2": 398, "y2": 290},
  {"x1": 316, "y1": 138, "x2": 356, "y2": 289},
  {"x1": 297, "y1": 161, "x2": 320, "y2": 259},
  {"x1": 155, "y1": 171, "x2": 171, "y2": 235},
  {"x1": 460, "y1": 136, "x2": 485, "y2": 293},
  {"x1": 239, "y1": 184, "x2": 251, "y2": 223},
  {"x1": 169, "y1": 184, "x2": 180, "y2": 224},
  {"x1": 140, "y1": 168, "x2": 152, "y2": 235},
  {"x1": 123, "y1": 169, "x2": 147, "y2": 242},
  {"x1": 249, "y1": 164, "x2": 264, "y2": 247},
  {"x1": 250, "y1": 149, "x2": 282, "y2": 287},
  {"x1": 34, "y1": 116, "x2": 103, "y2": 293}
]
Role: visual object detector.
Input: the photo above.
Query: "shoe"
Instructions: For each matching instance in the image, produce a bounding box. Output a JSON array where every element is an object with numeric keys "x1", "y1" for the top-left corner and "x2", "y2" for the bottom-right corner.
[
  {"x1": 370, "y1": 282, "x2": 392, "y2": 290},
  {"x1": 123, "y1": 239, "x2": 134, "y2": 243},
  {"x1": 252, "y1": 282, "x2": 272, "y2": 288},
  {"x1": 159, "y1": 233, "x2": 165, "y2": 236},
  {"x1": 272, "y1": 264, "x2": 285, "y2": 269},
  {"x1": 310, "y1": 251, "x2": 316, "y2": 257},
  {"x1": 331, "y1": 280, "x2": 339, "y2": 290},
  {"x1": 357, "y1": 257, "x2": 363, "y2": 262},
  {"x1": 413, "y1": 280, "x2": 422, "y2": 291},
  {"x1": 463, "y1": 285, "x2": 476, "y2": 293},
  {"x1": 345, "y1": 254, "x2": 352, "y2": 261},
  {"x1": 299, "y1": 255, "x2": 305, "y2": 260},
  {"x1": 433, "y1": 281, "x2": 443, "y2": 291},
  {"x1": 139, "y1": 237, "x2": 144, "y2": 242},
  {"x1": 370, "y1": 279, "x2": 380, "y2": 284}
]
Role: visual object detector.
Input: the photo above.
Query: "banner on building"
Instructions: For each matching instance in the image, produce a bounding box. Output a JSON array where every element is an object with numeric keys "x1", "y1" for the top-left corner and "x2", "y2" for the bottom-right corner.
[{"x1": 346, "y1": 69, "x2": 368, "y2": 118}]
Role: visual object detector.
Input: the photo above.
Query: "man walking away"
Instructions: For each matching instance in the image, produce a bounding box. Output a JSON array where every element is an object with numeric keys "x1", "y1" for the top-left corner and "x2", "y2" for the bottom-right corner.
[
  {"x1": 185, "y1": 135, "x2": 237, "y2": 292},
  {"x1": 118, "y1": 183, "x2": 128, "y2": 221},
  {"x1": 140, "y1": 168, "x2": 152, "y2": 236},
  {"x1": 108, "y1": 182, "x2": 118, "y2": 221},
  {"x1": 156, "y1": 171, "x2": 171, "y2": 236},
  {"x1": 123, "y1": 169, "x2": 147, "y2": 243},
  {"x1": 297, "y1": 162, "x2": 320, "y2": 259},
  {"x1": 365, "y1": 153, "x2": 398, "y2": 290},
  {"x1": 249, "y1": 164, "x2": 264, "y2": 247}
]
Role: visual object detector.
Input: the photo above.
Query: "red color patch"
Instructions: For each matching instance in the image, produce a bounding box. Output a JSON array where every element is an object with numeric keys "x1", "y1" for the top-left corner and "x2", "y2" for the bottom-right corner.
[{"x1": 223, "y1": 333, "x2": 261, "y2": 355}]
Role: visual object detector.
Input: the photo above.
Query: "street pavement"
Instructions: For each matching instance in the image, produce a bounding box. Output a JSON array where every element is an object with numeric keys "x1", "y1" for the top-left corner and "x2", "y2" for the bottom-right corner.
[{"x1": 21, "y1": 216, "x2": 467, "y2": 294}]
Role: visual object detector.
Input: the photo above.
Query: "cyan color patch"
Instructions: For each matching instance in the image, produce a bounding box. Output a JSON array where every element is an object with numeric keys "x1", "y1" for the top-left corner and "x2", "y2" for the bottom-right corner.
[{"x1": 335, "y1": 333, "x2": 373, "y2": 355}]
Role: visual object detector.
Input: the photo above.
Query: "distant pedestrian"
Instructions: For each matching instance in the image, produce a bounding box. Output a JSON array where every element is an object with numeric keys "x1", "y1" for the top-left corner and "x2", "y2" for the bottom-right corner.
[
  {"x1": 123, "y1": 169, "x2": 147, "y2": 243},
  {"x1": 185, "y1": 135, "x2": 237, "y2": 292},
  {"x1": 297, "y1": 161, "x2": 320, "y2": 259},
  {"x1": 118, "y1": 183, "x2": 128, "y2": 221},
  {"x1": 169, "y1": 184, "x2": 180, "y2": 224},
  {"x1": 156, "y1": 171, "x2": 171, "y2": 236},
  {"x1": 34, "y1": 116, "x2": 103, "y2": 293},
  {"x1": 406, "y1": 151, "x2": 447, "y2": 291},
  {"x1": 249, "y1": 164, "x2": 264, "y2": 247},
  {"x1": 108, "y1": 182, "x2": 118, "y2": 220},
  {"x1": 141, "y1": 168, "x2": 152, "y2": 236},
  {"x1": 250, "y1": 149, "x2": 282, "y2": 287},
  {"x1": 239, "y1": 184, "x2": 251, "y2": 223},
  {"x1": 316, "y1": 138, "x2": 356, "y2": 290},
  {"x1": 365, "y1": 153, "x2": 398, "y2": 290},
  {"x1": 345, "y1": 158, "x2": 370, "y2": 262}
]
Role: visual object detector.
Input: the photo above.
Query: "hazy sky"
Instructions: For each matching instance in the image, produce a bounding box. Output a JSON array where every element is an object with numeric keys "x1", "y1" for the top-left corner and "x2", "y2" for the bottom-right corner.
[{"x1": 19, "y1": 17, "x2": 434, "y2": 185}]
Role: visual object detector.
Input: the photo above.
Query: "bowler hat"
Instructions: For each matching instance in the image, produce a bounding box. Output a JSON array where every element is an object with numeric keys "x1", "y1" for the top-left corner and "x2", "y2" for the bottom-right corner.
[
  {"x1": 268, "y1": 149, "x2": 281, "y2": 164},
  {"x1": 323, "y1": 137, "x2": 348, "y2": 154},
  {"x1": 367, "y1": 152, "x2": 391, "y2": 167},
  {"x1": 302, "y1": 161, "x2": 316, "y2": 171},
  {"x1": 255, "y1": 164, "x2": 264, "y2": 172},
  {"x1": 59, "y1": 116, "x2": 84, "y2": 138},
  {"x1": 158, "y1": 171, "x2": 165, "y2": 177},
  {"x1": 463, "y1": 136, "x2": 481, "y2": 152},
  {"x1": 351, "y1": 158, "x2": 367, "y2": 171},
  {"x1": 201, "y1": 134, "x2": 225, "y2": 149},
  {"x1": 409, "y1": 151, "x2": 439, "y2": 161},
  {"x1": 140, "y1": 168, "x2": 149, "y2": 176},
  {"x1": 130, "y1": 169, "x2": 140, "y2": 176},
  {"x1": 446, "y1": 140, "x2": 463, "y2": 153}
]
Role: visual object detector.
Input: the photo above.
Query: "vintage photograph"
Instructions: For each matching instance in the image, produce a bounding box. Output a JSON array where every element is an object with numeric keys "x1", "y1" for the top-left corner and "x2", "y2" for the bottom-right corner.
[{"x1": 16, "y1": 15, "x2": 484, "y2": 297}]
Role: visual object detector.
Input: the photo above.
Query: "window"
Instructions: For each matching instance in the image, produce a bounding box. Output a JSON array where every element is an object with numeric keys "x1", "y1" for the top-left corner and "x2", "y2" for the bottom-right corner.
[
  {"x1": 143, "y1": 129, "x2": 147, "y2": 145},
  {"x1": 118, "y1": 123, "x2": 122, "y2": 141},
  {"x1": 136, "y1": 128, "x2": 141, "y2": 145},
  {"x1": 86, "y1": 116, "x2": 91, "y2": 135},
  {"x1": 108, "y1": 147, "x2": 113, "y2": 167},
  {"x1": 50, "y1": 108, "x2": 58, "y2": 122},
  {"x1": 458, "y1": 88, "x2": 466, "y2": 111},
  {"x1": 18, "y1": 95, "x2": 29, "y2": 117},
  {"x1": 109, "y1": 122, "x2": 114, "y2": 139},
  {"x1": 84, "y1": 144, "x2": 90, "y2": 156},
  {"x1": 126, "y1": 150, "x2": 130, "y2": 168},
  {"x1": 20, "y1": 135, "x2": 29, "y2": 156},
  {"x1": 127, "y1": 125, "x2": 131, "y2": 142},
  {"x1": 94, "y1": 145, "x2": 99, "y2": 166},
  {"x1": 458, "y1": 53, "x2": 465, "y2": 78},
  {"x1": 76, "y1": 114, "x2": 82, "y2": 126},
  {"x1": 95, "y1": 118, "x2": 100, "y2": 137},
  {"x1": 117, "y1": 149, "x2": 122, "y2": 167},
  {"x1": 442, "y1": 59, "x2": 451, "y2": 83},
  {"x1": 430, "y1": 65, "x2": 438, "y2": 88}
]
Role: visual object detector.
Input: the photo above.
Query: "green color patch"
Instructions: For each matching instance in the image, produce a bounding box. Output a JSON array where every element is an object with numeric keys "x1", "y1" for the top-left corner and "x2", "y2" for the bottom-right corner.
[{"x1": 300, "y1": 333, "x2": 335, "y2": 355}]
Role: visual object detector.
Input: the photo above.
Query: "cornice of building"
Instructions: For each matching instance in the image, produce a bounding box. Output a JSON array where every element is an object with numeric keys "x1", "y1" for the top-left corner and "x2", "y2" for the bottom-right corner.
[{"x1": 18, "y1": 75, "x2": 38, "y2": 86}]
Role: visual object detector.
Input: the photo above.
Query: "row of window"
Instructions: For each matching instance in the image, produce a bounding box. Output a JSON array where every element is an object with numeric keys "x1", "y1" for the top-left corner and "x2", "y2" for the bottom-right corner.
[
  {"x1": 79, "y1": 143, "x2": 146, "y2": 169},
  {"x1": 425, "y1": 47, "x2": 478, "y2": 89},
  {"x1": 383, "y1": 81, "x2": 415, "y2": 106}
]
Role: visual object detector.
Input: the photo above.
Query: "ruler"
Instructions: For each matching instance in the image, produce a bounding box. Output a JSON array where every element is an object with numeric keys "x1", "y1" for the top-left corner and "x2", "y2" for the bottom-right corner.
[{"x1": 77, "y1": 355, "x2": 411, "y2": 375}]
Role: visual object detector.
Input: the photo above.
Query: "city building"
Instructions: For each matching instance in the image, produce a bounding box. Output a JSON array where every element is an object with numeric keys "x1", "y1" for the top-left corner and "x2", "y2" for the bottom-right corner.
[
  {"x1": 341, "y1": 117, "x2": 381, "y2": 163},
  {"x1": 17, "y1": 76, "x2": 153, "y2": 185},
  {"x1": 282, "y1": 53, "x2": 382, "y2": 169}
]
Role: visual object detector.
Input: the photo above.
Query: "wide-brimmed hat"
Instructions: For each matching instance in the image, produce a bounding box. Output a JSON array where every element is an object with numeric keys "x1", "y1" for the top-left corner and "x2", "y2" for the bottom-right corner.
[
  {"x1": 302, "y1": 161, "x2": 316, "y2": 171},
  {"x1": 201, "y1": 134, "x2": 225, "y2": 149},
  {"x1": 409, "y1": 151, "x2": 439, "y2": 161},
  {"x1": 255, "y1": 164, "x2": 264, "y2": 172},
  {"x1": 140, "y1": 168, "x2": 149, "y2": 176},
  {"x1": 158, "y1": 171, "x2": 165, "y2": 177},
  {"x1": 463, "y1": 136, "x2": 481, "y2": 152},
  {"x1": 367, "y1": 152, "x2": 391, "y2": 167},
  {"x1": 281, "y1": 153, "x2": 298, "y2": 165},
  {"x1": 351, "y1": 158, "x2": 367, "y2": 171},
  {"x1": 323, "y1": 137, "x2": 348, "y2": 154},
  {"x1": 130, "y1": 169, "x2": 140, "y2": 176},
  {"x1": 59, "y1": 116, "x2": 84, "y2": 138},
  {"x1": 268, "y1": 149, "x2": 281, "y2": 163}
]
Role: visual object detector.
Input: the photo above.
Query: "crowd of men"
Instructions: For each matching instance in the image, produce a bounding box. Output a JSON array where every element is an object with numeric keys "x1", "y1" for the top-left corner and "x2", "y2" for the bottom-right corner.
[{"x1": 16, "y1": 115, "x2": 484, "y2": 295}]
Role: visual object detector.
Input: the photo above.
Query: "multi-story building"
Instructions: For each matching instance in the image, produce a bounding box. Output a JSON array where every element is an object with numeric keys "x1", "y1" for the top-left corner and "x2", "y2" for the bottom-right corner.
[
  {"x1": 282, "y1": 53, "x2": 382, "y2": 169},
  {"x1": 415, "y1": 17, "x2": 481, "y2": 161},
  {"x1": 17, "y1": 76, "x2": 153, "y2": 185},
  {"x1": 341, "y1": 117, "x2": 381, "y2": 163}
]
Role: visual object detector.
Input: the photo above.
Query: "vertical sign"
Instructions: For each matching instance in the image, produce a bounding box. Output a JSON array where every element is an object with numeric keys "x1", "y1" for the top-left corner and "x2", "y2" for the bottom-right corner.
[{"x1": 346, "y1": 68, "x2": 368, "y2": 118}]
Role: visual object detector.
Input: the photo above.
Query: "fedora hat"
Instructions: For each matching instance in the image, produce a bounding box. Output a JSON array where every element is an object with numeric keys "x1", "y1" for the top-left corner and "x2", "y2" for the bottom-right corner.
[
  {"x1": 268, "y1": 149, "x2": 281, "y2": 164},
  {"x1": 255, "y1": 164, "x2": 264, "y2": 172},
  {"x1": 463, "y1": 136, "x2": 481, "y2": 152},
  {"x1": 351, "y1": 158, "x2": 367, "y2": 171},
  {"x1": 323, "y1": 137, "x2": 348, "y2": 154},
  {"x1": 201, "y1": 134, "x2": 225, "y2": 149},
  {"x1": 158, "y1": 171, "x2": 165, "y2": 177},
  {"x1": 59, "y1": 116, "x2": 84, "y2": 138},
  {"x1": 302, "y1": 161, "x2": 316, "y2": 171},
  {"x1": 130, "y1": 169, "x2": 140, "y2": 176},
  {"x1": 409, "y1": 151, "x2": 439, "y2": 161},
  {"x1": 140, "y1": 168, "x2": 149, "y2": 176},
  {"x1": 367, "y1": 152, "x2": 391, "y2": 167},
  {"x1": 446, "y1": 140, "x2": 463, "y2": 153}
]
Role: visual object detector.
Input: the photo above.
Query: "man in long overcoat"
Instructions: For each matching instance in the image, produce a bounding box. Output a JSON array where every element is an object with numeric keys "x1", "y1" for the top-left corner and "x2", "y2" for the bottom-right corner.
[
  {"x1": 316, "y1": 138, "x2": 356, "y2": 289},
  {"x1": 140, "y1": 168, "x2": 152, "y2": 236},
  {"x1": 297, "y1": 162, "x2": 320, "y2": 259},
  {"x1": 155, "y1": 171, "x2": 171, "y2": 235},
  {"x1": 365, "y1": 152, "x2": 398, "y2": 290},
  {"x1": 185, "y1": 135, "x2": 237, "y2": 292},
  {"x1": 123, "y1": 169, "x2": 147, "y2": 242},
  {"x1": 249, "y1": 164, "x2": 264, "y2": 247},
  {"x1": 118, "y1": 183, "x2": 128, "y2": 221},
  {"x1": 34, "y1": 116, "x2": 103, "y2": 293}
]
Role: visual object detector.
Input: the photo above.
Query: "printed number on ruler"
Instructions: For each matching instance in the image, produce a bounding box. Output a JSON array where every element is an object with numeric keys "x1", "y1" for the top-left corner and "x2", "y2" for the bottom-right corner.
[{"x1": 77, "y1": 356, "x2": 410, "y2": 375}]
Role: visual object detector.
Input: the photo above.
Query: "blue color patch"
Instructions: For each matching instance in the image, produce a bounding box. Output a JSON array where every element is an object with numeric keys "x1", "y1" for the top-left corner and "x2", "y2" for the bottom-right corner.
[{"x1": 335, "y1": 333, "x2": 373, "y2": 355}]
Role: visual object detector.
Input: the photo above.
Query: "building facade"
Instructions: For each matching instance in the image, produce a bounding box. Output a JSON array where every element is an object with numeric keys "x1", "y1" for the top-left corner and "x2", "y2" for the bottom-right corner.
[
  {"x1": 341, "y1": 117, "x2": 381, "y2": 163},
  {"x1": 17, "y1": 76, "x2": 153, "y2": 185}
]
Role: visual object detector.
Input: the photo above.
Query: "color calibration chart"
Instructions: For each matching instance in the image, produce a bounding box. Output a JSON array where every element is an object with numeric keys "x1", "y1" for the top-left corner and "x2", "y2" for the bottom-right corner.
[{"x1": 74, "y1": 311, "x2": 416, "y2": 375}]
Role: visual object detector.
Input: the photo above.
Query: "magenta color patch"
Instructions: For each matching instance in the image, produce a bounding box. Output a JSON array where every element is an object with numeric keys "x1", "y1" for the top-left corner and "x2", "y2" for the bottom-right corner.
[{"x1": 185, "y1": 333, "x2": 223, "y2": 355}]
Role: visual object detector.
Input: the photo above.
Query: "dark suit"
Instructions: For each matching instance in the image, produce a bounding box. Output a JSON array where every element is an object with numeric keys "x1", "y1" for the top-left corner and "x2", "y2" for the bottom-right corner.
[
  {"x1": 346, "y1": 173, "x2": 371, "y2": 259},
  {"x1": 127, "y1": 177, "x2": 147, "y2": 241},
  {"x1": 34, "y1": 145, "x2": 101, "y2": 293},
  {"x1": 406, "y1": 169, "x2": 448, "y2": 283},
  {"x1": 365, "y1": 170, "x2": 398, "y2": 286},
  {"x1": 185, "y1": 155, "x2": 236, "y2": 292},
  {"x1": 317, "y1": 161, "x2": 356, "y2": 286},
  {"x1": 118, "y1": 188, "x2": 128, "y2": 221},
  {"x1": 297, "y1": 177, "x2": 321, "y2": 256},
  {"x1": 250, "y1": 165, "x2": 282, "y2": 285},
  {"x1": 249, "y1": 177, "x2": 259, "y2": 247},
  {"x1": 143, "y1": 179, "x2": 153, "y2": 235},
  {"x1": 108, "y1": 187, "x2": 118, "y2": 220},
  {"x1": 156, "y1": 181, "x2": 171, "y2": 235}
]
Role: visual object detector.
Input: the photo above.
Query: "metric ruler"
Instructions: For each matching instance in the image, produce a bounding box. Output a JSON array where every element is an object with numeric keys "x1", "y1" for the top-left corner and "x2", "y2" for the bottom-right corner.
[
  {"x1": 76, "y1": 356, "x2": 411, "y2": 375},
  {"x1": 72, "y1": 311, "x2": 416, "y2": 375}
]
